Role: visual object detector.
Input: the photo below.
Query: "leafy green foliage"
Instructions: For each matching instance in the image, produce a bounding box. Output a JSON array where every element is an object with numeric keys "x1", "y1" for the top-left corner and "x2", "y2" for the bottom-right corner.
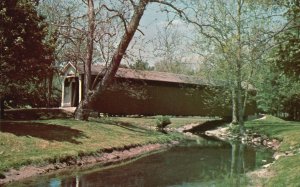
[
  {"x1": 0, "y1": 0, "x2": 54, "y2": 105},
  {"x1": 257, "y1": 1, "x2": 300, "y2": 120},
  {"x1": 275, "y1": 2, "x2": 300, "y2": 77},
  {"x1": 256, "y1": 63, "x2": 300, "y2": 116},
  {"x1": 156, "y1": 116, "x2": 171, "y2": 129}
]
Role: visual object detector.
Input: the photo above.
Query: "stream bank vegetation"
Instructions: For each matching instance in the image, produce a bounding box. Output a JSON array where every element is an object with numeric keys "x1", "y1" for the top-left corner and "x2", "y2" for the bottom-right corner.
[
  {"x1": 243, "y1": 115, "x2": 300, "y2": 186},
  {"x1": 205, "y1": 115, "x2": 300, "y2": 186}
]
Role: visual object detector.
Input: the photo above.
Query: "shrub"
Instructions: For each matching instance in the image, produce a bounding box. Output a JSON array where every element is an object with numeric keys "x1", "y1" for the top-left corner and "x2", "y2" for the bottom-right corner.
[
  {"x1": 0, "y1": 172, "x2": 5, "y2": 179},
  {"x1": 229, "y1": 124, "x2": 240, "y2": 134},
  {"x1": 156, "y1": 116, "x2": 171, "y2": 129}
]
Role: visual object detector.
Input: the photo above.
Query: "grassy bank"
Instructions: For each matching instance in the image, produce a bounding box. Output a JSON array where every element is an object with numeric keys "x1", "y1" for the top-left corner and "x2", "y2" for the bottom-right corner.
[
  {"x1": 0, "y1": 117, "x2": 207, "y2": 174},
  {"x1": 245, "y1": 115, "x2": 300, "y2": 186},
  {"x1": 97, "y1": 116, "x2": 213, "y2": 129}
]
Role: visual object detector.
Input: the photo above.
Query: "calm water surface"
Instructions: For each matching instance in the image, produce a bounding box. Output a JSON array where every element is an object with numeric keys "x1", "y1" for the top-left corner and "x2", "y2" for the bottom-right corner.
[{"x1": 7, "y1": 135, "x2": 273, "y2": 187}]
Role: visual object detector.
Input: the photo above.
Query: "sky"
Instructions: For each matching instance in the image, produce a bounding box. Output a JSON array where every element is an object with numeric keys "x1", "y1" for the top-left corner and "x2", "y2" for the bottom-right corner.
[
  {"x1": 127, "y1": 3, "x2": 197, "y2": 67},
  {"x1": 39, "y1": 0, "x2": 198, "y2": 67}
]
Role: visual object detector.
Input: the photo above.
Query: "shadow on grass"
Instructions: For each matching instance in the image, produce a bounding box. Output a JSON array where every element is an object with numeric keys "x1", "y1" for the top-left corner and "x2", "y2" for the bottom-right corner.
[
  {"x1": 92, "y1": 118, "x2": 149, "y2": 133},
  {"x1": 5, "y1": 108, "x2": 73, "y2": 120},
  {"x1": 0, "y1": 121, "x2": 86, "y2": 144}
]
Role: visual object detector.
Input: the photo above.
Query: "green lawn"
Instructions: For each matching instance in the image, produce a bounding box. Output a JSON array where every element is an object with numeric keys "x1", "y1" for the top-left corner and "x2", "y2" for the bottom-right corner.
[
  {"x1": 245, "y1": 115, "x2": 300, "y2": 186},
  {"x1": 0, "y1": 117, "x2": 206, "y2": 174},
  {"x1": 94, "y1": 116, "x2": 213, "y2": 129}
]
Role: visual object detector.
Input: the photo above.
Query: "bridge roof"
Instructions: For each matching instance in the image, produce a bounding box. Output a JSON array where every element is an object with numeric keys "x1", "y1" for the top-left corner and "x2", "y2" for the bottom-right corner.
[{"x1": 62, "y1": 62, "x2": 210, "y2": 86}]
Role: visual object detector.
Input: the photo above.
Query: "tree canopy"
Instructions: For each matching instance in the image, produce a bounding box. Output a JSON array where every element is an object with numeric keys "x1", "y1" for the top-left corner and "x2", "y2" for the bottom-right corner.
[
  {"x1": 256, "y1": 0, "x2": 300, "y2": 120},
  {"x1": 2, "y1": 0, "x2": 298, "y2": 122},
  {"x1": 0, "y1": 0, "x2": 54, "y2": 110}
]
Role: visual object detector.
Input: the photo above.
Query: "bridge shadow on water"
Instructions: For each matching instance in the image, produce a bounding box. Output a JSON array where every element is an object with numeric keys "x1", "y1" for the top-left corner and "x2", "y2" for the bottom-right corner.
[{"x1": 0, "y1": 121, "x2": 86, "y2": 144}]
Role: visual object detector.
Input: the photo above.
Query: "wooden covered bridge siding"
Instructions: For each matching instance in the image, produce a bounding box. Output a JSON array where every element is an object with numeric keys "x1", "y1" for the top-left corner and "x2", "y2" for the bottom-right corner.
[
  {"x1": 61, "y1": 63, "x2": 256, "y2": 117},
  {"x1": 91, "y1": 79, "x2": 231, "y2": 116}
]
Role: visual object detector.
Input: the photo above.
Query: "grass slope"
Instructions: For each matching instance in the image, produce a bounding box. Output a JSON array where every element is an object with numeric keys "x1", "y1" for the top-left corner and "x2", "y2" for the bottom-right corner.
[
  {"x1": 0, "y1": 119, "x2": 176, "y2": 172},
  {"x1": 97, "y1": 116, "x2": 213, "y2": 129},
  {"x1": 0, "y1": 117, "x2": 205, "y2": 174},
  {"x1": 245, "y1": 115, "x2": 300, "y2": 186}
]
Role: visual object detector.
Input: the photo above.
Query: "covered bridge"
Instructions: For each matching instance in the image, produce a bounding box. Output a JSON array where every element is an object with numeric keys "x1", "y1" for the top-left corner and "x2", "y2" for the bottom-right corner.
[{"x1": 61, "y1": 62, "x2": 256, "y2": 117}]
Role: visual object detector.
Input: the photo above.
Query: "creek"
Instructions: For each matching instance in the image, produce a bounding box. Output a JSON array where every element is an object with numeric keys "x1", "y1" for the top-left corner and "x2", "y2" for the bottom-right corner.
[{"x1": 7, "y1": 134, "x2": 274, "y2": 187}]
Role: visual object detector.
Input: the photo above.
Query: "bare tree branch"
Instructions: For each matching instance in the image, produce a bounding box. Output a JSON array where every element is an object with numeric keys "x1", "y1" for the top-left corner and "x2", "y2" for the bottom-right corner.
[{"x1": 101, "y1": 4, "x2": 129, "y2": 33}]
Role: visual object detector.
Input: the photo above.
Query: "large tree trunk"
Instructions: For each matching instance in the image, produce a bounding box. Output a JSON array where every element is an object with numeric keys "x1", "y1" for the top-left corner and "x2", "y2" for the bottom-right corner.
[
  {"x1": 75, "y1": 0, "x2": 150, "y2": 120},
  {"x1": 0, "y1": 98, "x2": 4, "y2": 120},
  {"x1": 75, "y1": 0, "x2": 94, "y2": 120}
]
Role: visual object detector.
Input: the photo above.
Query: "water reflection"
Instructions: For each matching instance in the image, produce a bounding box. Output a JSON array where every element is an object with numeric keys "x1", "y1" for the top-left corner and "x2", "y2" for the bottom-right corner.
[
  {"x1": 49, "y1": 179, "x2": 61, "y2": 187},
  {"x1": 9, "y1": 137, "x2": 273, "y2": 187},
  {"x1": 229, "y1": 142, "x2": 246, "y2": 186}
]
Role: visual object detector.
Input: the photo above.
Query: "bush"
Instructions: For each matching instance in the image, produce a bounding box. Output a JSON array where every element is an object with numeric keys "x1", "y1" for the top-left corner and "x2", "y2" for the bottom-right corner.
[
  {"x1": 229, "y1": 124, "x2": 240, "y2": 134},
  {"x1": 156, "y1": 116, "x2": 171, "y2": 129},
  {"x1": 0, "y1": 172, "x2": 5, "y2": 179}
]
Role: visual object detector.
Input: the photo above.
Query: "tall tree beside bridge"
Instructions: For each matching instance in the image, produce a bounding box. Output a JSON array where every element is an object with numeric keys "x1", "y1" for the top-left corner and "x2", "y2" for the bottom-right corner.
[
  {"x1": 0, "y1": 0, "x2": 54, "y2": 119},
  {"x1": 55, "y1": 0, "x2": 190, "y2": 120},
  {"x1": 189, "y1": 0, "x2": 287, "y2": 134}
]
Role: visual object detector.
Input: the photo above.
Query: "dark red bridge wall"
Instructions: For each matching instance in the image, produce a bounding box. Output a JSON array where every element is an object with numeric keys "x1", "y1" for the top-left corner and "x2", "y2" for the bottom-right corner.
[{"x1": 89, "y1": 78, "x2": 256, "y2": 117}]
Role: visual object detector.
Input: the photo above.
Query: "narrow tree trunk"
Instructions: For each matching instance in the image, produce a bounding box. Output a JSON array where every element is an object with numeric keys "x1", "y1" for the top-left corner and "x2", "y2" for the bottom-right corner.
[
  {"x1": 47, "y1": 72, "x2": 53, "y2": 107},
  {"x1": 231, "y1": 87, "x2": 238, "y2": 125},
  {"x1": 236, "y1": 0, "x2": 245, "y2": 135},
  {"x1": 75, "y1": 0, "x2": 150, "y2": 120},
  {"x1": 236, "y1": 80, "x2": 245, "y2": 134},
  {"x1": 44, "y1": 78, "x2": 48, "y2": 106},
  {"x1": 243, "y1": 88, "x2": 249, "y2": 116},
  {"x1": 0, "y1": 98, "x2": 4, "y2": 120}
]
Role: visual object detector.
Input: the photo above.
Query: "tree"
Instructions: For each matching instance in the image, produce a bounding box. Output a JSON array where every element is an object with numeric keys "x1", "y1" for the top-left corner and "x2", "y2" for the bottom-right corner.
[
  {"x1": 255, "y1": 61, "x2": 300, "y2": 119},
  {"x1": 40, "y1": 0, "x2": 151, "y2": 103},
  {"x1": 189, "y1": 0, "x2": 286, "y2": 134},
  {"x1": 276, "y1": 0, "x2": 300, "y2": 77},
  {"x1": 129, "y1": 59, "x2": 154, "y2": 70},
  {"x1": 39, "y1": 0, "x2": 89, "y2": 102},
  {"x1": 0, "y1": 0, "x2": 54, "y2": 119},
  {"x1": 72, "y1": 0, "x2": 191, "y2": 120},
  {"x1": 257, "y1": 0, "x2": 300, "y2": 120},
  {"x1": 153, "y1": 25, "x2": 194, "y2": 74}
]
